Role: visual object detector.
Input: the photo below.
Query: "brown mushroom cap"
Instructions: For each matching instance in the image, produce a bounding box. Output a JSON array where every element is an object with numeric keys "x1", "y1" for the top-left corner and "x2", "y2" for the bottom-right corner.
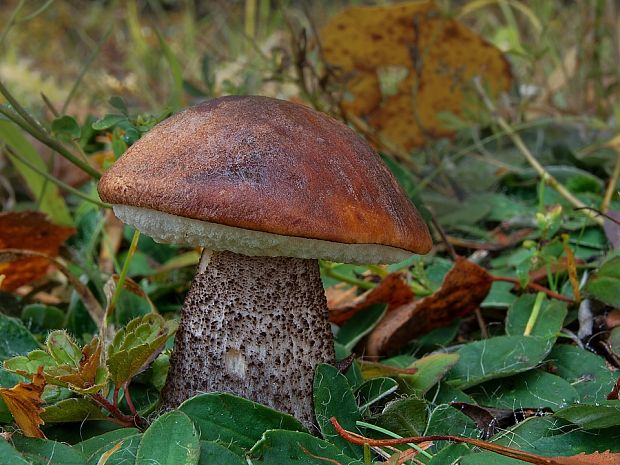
[{"x1": 98, "y1": 96, "x2": 431, "y2": 263}]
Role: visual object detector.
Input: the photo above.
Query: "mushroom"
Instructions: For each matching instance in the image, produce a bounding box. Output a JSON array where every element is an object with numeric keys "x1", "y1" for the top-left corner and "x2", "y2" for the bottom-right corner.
[{"x1": 97, "y1": 96, "x2": 431, "y2": 428}]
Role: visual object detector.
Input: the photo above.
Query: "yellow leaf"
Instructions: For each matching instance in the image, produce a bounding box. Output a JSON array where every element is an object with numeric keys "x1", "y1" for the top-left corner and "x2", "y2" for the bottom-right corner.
[
  {"x1": 321, "y1": 1, "x2": 512, "y2": 150},
  {"x1": 0, "y1": 367, "x2": 46, "y2": 438}
]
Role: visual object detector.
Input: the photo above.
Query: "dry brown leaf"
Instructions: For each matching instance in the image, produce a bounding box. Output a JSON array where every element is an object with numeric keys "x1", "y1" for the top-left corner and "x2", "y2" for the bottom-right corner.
[
  {"x1": 325, "y1": 283, "x2": 359, "y2": 310},
  {"x1": 0, "y1": 212, "x2": 75, "y2": 291},
  {"x1": 329, "y1": 272, "x2": 414, "y2": 325},
  {"x1": 321, "y1": 1, "x2": 512, "y2": 150},
  {"x1": 366, "y1": 257, "x2": 492, "y2": 356},
  {"x1": 0, "y1": 367, "x2": 46, "y2": 438}
]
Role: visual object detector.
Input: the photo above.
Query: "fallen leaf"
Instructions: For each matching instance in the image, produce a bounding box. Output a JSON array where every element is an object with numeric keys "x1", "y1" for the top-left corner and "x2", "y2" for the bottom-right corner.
[
  {"x1": 321, "y1": 1, "x2": 512, "y2": 150},
  {"x1": 325, "y1": 283, "x2": 359, "y2": 310},
  {"x1": 0, "y1": 367, "x2": 46, "y2": 438},
  {"x1": 366, "y1": 257, "x2": 493, "y2": 356},
  {"x1": 0, "y1": 212, "x2": 74, "y2": 291},
  {"x1": 329, "y1": 272, "x2": 414, "y2": 324}
]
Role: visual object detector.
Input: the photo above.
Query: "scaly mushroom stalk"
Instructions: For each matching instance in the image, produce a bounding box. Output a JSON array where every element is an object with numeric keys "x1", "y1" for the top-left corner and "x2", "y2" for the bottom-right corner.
[{"x1": 161, "y1": 250, "x2": 334, "y2": 427}]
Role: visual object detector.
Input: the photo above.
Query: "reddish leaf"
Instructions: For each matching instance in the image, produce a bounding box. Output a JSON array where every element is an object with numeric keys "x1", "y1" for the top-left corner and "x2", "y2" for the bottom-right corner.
[
  {"x1": 608, "y1": 376, "x2": 620, "y2": 400},
  {"x1": 0, "y1": 212, "x2": 75, "y2": 290},
  {"x1": 366, "y1": 257, "x2": 492, "y2": 356},
  {"x1": 329, "y1": 272, "x2": 414, "y2": 325},
  {"x1": 0, "y1": 367, "x2": 46, "y2": 438}
]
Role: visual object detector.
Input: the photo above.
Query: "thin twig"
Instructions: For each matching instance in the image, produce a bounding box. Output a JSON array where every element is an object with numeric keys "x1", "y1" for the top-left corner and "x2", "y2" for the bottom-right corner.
[
  {"x1": 429, "y1": 212, "x2": 456, "y2": 260},
  {"x1": 472, "y1": 77, "x2": 603, "y2": 226},
  {"x1": 331, "y1": 417, "x2": 572, "y2": 465},
  {"x1": 0, "y1": 103, "x2": 101, "y2": 179},
  {"x1": 492, "y1": 275, "x2": 574, "y2": 303}
]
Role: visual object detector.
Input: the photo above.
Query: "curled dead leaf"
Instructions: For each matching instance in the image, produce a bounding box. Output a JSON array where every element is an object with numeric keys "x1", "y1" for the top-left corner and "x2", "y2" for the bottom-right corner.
[
  {"x1": 366, "y1": 257, "x2": 493, "y2": 357},
  {"x1": 0, "y1": 212, "x2": 75, "y2": 290},
  {"x1": 0, "y1": 367, "x2": 46, "y2": 438}
]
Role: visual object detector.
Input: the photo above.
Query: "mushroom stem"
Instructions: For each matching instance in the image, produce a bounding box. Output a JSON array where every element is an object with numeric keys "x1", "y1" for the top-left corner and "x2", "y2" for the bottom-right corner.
[{"x1": 161, "y1": 250, "x2": 335, "y2": 429}]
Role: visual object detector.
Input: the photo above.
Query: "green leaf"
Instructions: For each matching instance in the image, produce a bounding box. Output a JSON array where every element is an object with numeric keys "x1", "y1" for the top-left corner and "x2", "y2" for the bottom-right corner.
[
  {"x1": 0, "y1": 314, "x2": 40, "y2": 361},
  {"x1": 505, "y1": 295, "x2": 567, "y2": 339},
  {"x1": 586, "y1": 256, "x2": 620, "y2": 306},
  {"x1": 179, "y1": 393, "x2": 305, "y2": 451},
  {"x1": 109, "y1": 96, "x2": 128, "y2": 115},
  {"x1": 373, "y1": 396, "x2": 427, "y2": 437},
  {"x1": 199, "y1": 441, "x2": 245, "y2": 465},
  {"x1": 481, "y1": 281, "x2": 517, "y2": 309},
  {"x1": 41, "y1": 398, "x2": 107, "y2": 423},
  {"x1": 4, "y1": 335, "x2": 107, "y2": 395},
  {"x1": 492, "y1": 416, "x2": 620, "y2": 455},
  {"x1": 313, "y1": 364, "x2": 362, "y2": 457},
  {"x1": 356, "y1": 377, "x2": 398, "y2": 413},
  {"x1": 51, "y1": 115, "x2": 81, "y2": 140},
  {"x1": 335, "y1": 304, "x2": 386, "y2": 352},
  {"x1": 398, "y1": 353, "x2": 460, "y2": 396},
  {"x1": 447, "y1": 336, "x2": 552, "y2": 389},
  {"x1": 467, "y1": 370, "x2": 578, "y2": 410},
  {"x1": 249, "y1": 429, "x2": 363, "y2": 465},
  {"x1": 46, "y1": 330, "x2": 82, "y2": 366},
  {"x1": 4, "y1": 350, "x2": 56, "y2": 375},
  {"x1": 546, "y1": 345, "x2": 617, "y2": 403},
  {"x1": 0, "y1": 120, "x2": 73, "y2": 226},
  {"x1": 76, "y1": 428, "x2": 140, "y2": 464},
  {"x1": 425, "y1": 385, "x2": 480, "y2": 440},
  {"x1": 414, "y1": 320, "x2": 460, "y2": 352},
  {"x1": 554, "y1": 401, "x2": 620, "y2": 429},
  {"x1": 11, "y1": 435, "x2": 85, "y2": 465},
  {"x1": 21, "y1": 304, "x2": 65, "y2": 333},
  {"x1": 0, "y1": 438, "x2": 30, "y2": 465},
  {"x1": 136, "y1": 411, "x2": 200, "y2": 465},
  {"x1": 107, "y1": 314, "x2": 177, "y2": 385},
  {"x1": 92, "y1": 114, "x2": 127, "y2": 130},
  {"x1": 428, "y1": 444, "x2": 471, "y2": 465}
]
